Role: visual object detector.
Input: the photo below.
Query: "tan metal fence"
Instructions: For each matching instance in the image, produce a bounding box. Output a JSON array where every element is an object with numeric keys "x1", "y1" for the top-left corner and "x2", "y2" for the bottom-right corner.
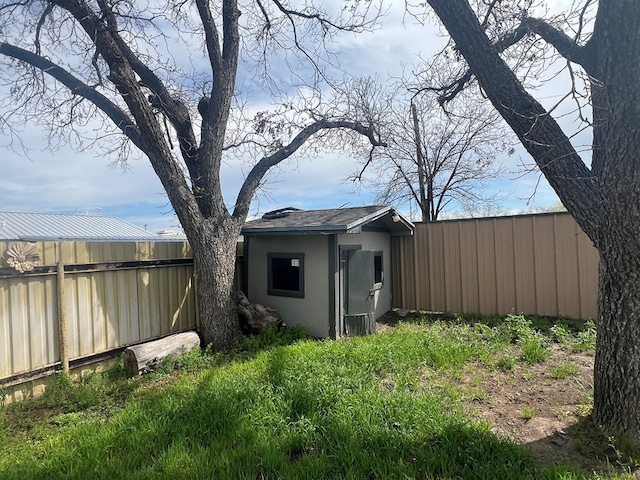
[
  {"x1": 0, "y1": 240, "x2": 197, "y2": 395},
  {"x1": 392, "y1": 212, "x2": 599, "y2": 320},
  {"x1": 1, "y1": 213, "x2": 598, "y2": 401}
]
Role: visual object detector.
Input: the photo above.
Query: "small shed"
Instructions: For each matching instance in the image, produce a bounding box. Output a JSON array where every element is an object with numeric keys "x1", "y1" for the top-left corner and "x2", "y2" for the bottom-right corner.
[{"x1": 242, "y1": 205, "x2": 414, "y2": 338}]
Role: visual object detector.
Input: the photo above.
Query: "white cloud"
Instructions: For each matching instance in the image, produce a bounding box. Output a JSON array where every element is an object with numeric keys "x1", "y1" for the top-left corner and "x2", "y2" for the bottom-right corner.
[
  {"x1": 2, "y1": 142, "x2": 157, "y2": 204},
  {"x1": 0, "y1": 0, "x2": 586, "y2": 231}
]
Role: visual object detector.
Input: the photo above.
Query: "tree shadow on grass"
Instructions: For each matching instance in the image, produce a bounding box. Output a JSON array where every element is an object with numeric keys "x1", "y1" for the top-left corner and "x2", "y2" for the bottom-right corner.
[
  {"x1": 1, "y1": 345, "x2": 617, "y2": 480},
  {"x1": 522, "y1": 415, "x2": 640, "y2": 477}
]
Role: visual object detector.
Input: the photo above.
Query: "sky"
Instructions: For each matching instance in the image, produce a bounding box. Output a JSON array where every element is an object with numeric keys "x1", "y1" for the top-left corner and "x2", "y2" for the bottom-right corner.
[{"x1": 0, "y1": 1, "x2": 579, "y2": 234}]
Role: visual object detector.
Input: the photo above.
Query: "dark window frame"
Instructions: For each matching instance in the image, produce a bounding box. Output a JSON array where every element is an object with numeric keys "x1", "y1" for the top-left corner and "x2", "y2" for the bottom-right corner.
[
  {"x1": 373, "y1": 251, "x2": 384, "y2": 291},
  {"x1": 267, "y1": 252, "x2": 305, "y2": 298}
]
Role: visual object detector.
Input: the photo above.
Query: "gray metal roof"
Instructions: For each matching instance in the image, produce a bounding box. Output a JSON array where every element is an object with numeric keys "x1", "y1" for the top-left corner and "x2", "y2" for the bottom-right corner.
[
  {"x1": 0, "y1": 211, "x2": 162, "y2": 241},
  {"x1": 242, "y1": 205, "x2": 414, "y2": 236}
]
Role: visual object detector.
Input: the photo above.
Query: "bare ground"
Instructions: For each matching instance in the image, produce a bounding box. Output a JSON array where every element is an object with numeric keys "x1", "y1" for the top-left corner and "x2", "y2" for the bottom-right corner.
[
  {"x1": 376, "y1": 313, "x2": 638, "y2": 476},
  {"x1": 463, "y1": 346, "x2": 599, "y2": 471}
]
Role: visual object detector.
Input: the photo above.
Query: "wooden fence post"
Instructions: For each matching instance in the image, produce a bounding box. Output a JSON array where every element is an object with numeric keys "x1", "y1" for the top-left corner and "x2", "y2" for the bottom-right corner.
[{"x1": 56, "y1": 261, "x2": 69, "y2": 373}]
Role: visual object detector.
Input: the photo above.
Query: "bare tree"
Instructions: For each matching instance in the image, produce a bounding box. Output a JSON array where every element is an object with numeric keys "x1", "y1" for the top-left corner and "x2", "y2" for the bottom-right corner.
[
  {"x1": 421, "y1": 0, "x2": 640, "y2": 442},
  {"x1": 351, "y1": 80, "x2": 508, "y2": 221},
  {"x1": 0, "y1": 1, "x2": 385, "y2": 350}
]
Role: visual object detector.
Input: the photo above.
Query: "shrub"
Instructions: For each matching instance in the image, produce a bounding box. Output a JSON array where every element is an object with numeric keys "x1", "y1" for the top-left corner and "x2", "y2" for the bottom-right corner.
[
  {"x1": 496, "y1": 314, "x2": 536, "y2": 344},
  {"x1": 235, "y1": 323, "x2": 309, "y2": 353}
]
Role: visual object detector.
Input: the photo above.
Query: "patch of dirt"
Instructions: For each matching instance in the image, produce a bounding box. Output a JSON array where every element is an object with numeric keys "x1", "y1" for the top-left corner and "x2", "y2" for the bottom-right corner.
[
  {"x1": 375, "y1": 311, "x2": 635, "y2": 476},
  {"x1": 462, "y1": 346, "x2": 599, "y2": 471}
]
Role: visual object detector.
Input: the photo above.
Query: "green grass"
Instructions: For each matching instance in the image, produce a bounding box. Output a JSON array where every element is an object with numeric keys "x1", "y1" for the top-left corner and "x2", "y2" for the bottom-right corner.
[
  {"x1": 572, "y1": 320, "x2": 597, "y2": 353},
  {"x1": 551, "y1": 362, "x2": 581, "y2": 379},
  {"x1": 0, "y1": 316, "x2": 630, "y2": 479}
]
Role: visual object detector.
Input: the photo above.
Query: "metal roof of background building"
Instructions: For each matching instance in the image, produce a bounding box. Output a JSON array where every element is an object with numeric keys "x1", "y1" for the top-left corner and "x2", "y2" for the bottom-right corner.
[{"x1": 0, "y1": 211, "x2": 165, "y2": 241}]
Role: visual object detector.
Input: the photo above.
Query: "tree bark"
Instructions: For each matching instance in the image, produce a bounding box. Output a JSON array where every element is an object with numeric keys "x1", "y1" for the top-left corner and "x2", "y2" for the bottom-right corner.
[
  {"x1": 189, "y1": 216, "x2": 244, "y2": 351},
  {"x1": 411, "y1": 103, "x2": 429, "y2": 222},
  {"x1": 426, "y1": 0, "x2": 640, "y2": 442},
  {"x1": 594, "y1": 242, "x2": 640, "y2": 439},
  {"x1": 588, "y1": 0, "x2": 640, "y2": 442}
]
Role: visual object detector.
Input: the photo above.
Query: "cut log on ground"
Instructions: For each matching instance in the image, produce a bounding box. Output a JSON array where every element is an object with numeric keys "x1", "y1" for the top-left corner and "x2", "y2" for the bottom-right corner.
[
  {"x1": 237, "y1": 290, "x2": 283, "y2": 334},
  {"x1": 123, "y1": 331, "x2": 201, "y2": 376}
]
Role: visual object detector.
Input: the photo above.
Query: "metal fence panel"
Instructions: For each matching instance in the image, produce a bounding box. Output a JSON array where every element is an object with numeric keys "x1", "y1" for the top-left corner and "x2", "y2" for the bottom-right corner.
[
  {"x1": 391, "y1": 212, "x2": 598, "y2": 320},
  {"x1": 0, "y1": 240, "x2": 196, "y2": 382}
]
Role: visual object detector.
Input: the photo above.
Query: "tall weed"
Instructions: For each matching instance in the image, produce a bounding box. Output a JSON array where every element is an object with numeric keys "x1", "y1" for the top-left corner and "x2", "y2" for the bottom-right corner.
[{"x1": 573, "y1": 320, "x2": 597, "y2": 353}]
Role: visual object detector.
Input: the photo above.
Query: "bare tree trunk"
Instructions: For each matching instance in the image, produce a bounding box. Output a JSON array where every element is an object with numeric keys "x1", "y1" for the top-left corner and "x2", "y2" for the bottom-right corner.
[
  {"x1": 425, "y1": 0, "x2": 640, "y2": 441},
  {"x1": 594, "y1": 241, "x2": 640, "y2": 442},
  {"x1": 589, "y1": 0, "x2": 640, "y2": 441},
  {"x1": 411, "y1": 102, "x2": 429, "y2": 222},
  {"x1": 190, "y1": 219, "x2": 243, "y2": 351}
]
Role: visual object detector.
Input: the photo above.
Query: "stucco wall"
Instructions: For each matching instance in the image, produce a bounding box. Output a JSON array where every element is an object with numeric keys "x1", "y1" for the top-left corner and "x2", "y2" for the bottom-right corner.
[{"x1": 246, "y1": 235, "x2": 330, "y2": 337}]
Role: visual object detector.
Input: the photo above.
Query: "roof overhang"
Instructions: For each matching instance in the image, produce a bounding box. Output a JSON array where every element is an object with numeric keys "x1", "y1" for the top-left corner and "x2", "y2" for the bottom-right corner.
[{"x1": 242, "y1": 206, "x2": 414, "y2": 237}]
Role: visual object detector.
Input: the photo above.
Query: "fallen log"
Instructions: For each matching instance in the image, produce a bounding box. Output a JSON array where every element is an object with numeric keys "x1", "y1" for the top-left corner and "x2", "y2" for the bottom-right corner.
[{"x1": 123, "y1": 331, "x2": 201, "y2": 376}]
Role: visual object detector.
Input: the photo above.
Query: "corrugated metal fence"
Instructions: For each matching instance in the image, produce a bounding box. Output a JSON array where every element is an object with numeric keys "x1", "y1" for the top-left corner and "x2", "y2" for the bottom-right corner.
[
  {"x1": 2, "y1": 213, "x2": 598, "y2": 402},
  {"x1": 392, "y1": 212, "x2": 599, "y2": 319},
  {"x1": 1, "y1": 240, "x2": 197, "y2": 398}
]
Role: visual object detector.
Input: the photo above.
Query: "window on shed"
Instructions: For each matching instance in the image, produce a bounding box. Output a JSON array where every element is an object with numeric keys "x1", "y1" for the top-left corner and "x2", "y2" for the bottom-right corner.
[
  {"x1": 374, "y1": 251, "x2": 383, "y2": 287},
  {"x1": 268, "y1": 253, "x2": 305, "y2": 298}
]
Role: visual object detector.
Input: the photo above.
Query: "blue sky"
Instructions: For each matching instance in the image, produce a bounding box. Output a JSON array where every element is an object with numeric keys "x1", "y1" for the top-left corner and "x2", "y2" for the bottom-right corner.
[{"x1": 0, "y1": 2, "x2": 576, "y2": 234}]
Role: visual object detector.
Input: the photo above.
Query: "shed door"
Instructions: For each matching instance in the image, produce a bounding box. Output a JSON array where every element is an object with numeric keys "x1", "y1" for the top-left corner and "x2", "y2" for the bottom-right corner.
[{"x1": 343, "y1": 250, "x2": 376, "y2": 336}]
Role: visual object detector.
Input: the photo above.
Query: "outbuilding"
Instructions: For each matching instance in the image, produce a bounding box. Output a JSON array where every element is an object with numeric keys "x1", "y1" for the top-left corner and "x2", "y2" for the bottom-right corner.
[
  {"x1": 241, "y1": 205, "x2": 414, "y2": 338},
  {"x1": 0, "y1": 211, "x2": 159, "y2": 242}
]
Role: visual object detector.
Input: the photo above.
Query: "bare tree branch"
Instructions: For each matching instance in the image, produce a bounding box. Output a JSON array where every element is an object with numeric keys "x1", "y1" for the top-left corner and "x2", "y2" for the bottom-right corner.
[
  {"x1": 234, "y1": 118, "x2": 386, "y2": 219},
  {"x1": 350, "y1": 75, "x2": 507, "y2": 221},
  {"x1": 425, "y1": 9, "x2": 594, "y2": 106},
  {"x1": 194, "y1": 0, "x2": 223, "y2": 71},
  {"x1": 34, "y1": 2, "x2": 54, "y2": 55},
  {"x1": 522, "y1": 16, "x2": 594, "y2": 73},
  {"x1": 270, "y1": 0, "x2": 375, "y2": 33},
  {"x1": 0, "y1": 42, "x2": 143, "y2": 149},
  {"x1": 427, "y1": 0, "x2": 598, "y2": 241}
]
